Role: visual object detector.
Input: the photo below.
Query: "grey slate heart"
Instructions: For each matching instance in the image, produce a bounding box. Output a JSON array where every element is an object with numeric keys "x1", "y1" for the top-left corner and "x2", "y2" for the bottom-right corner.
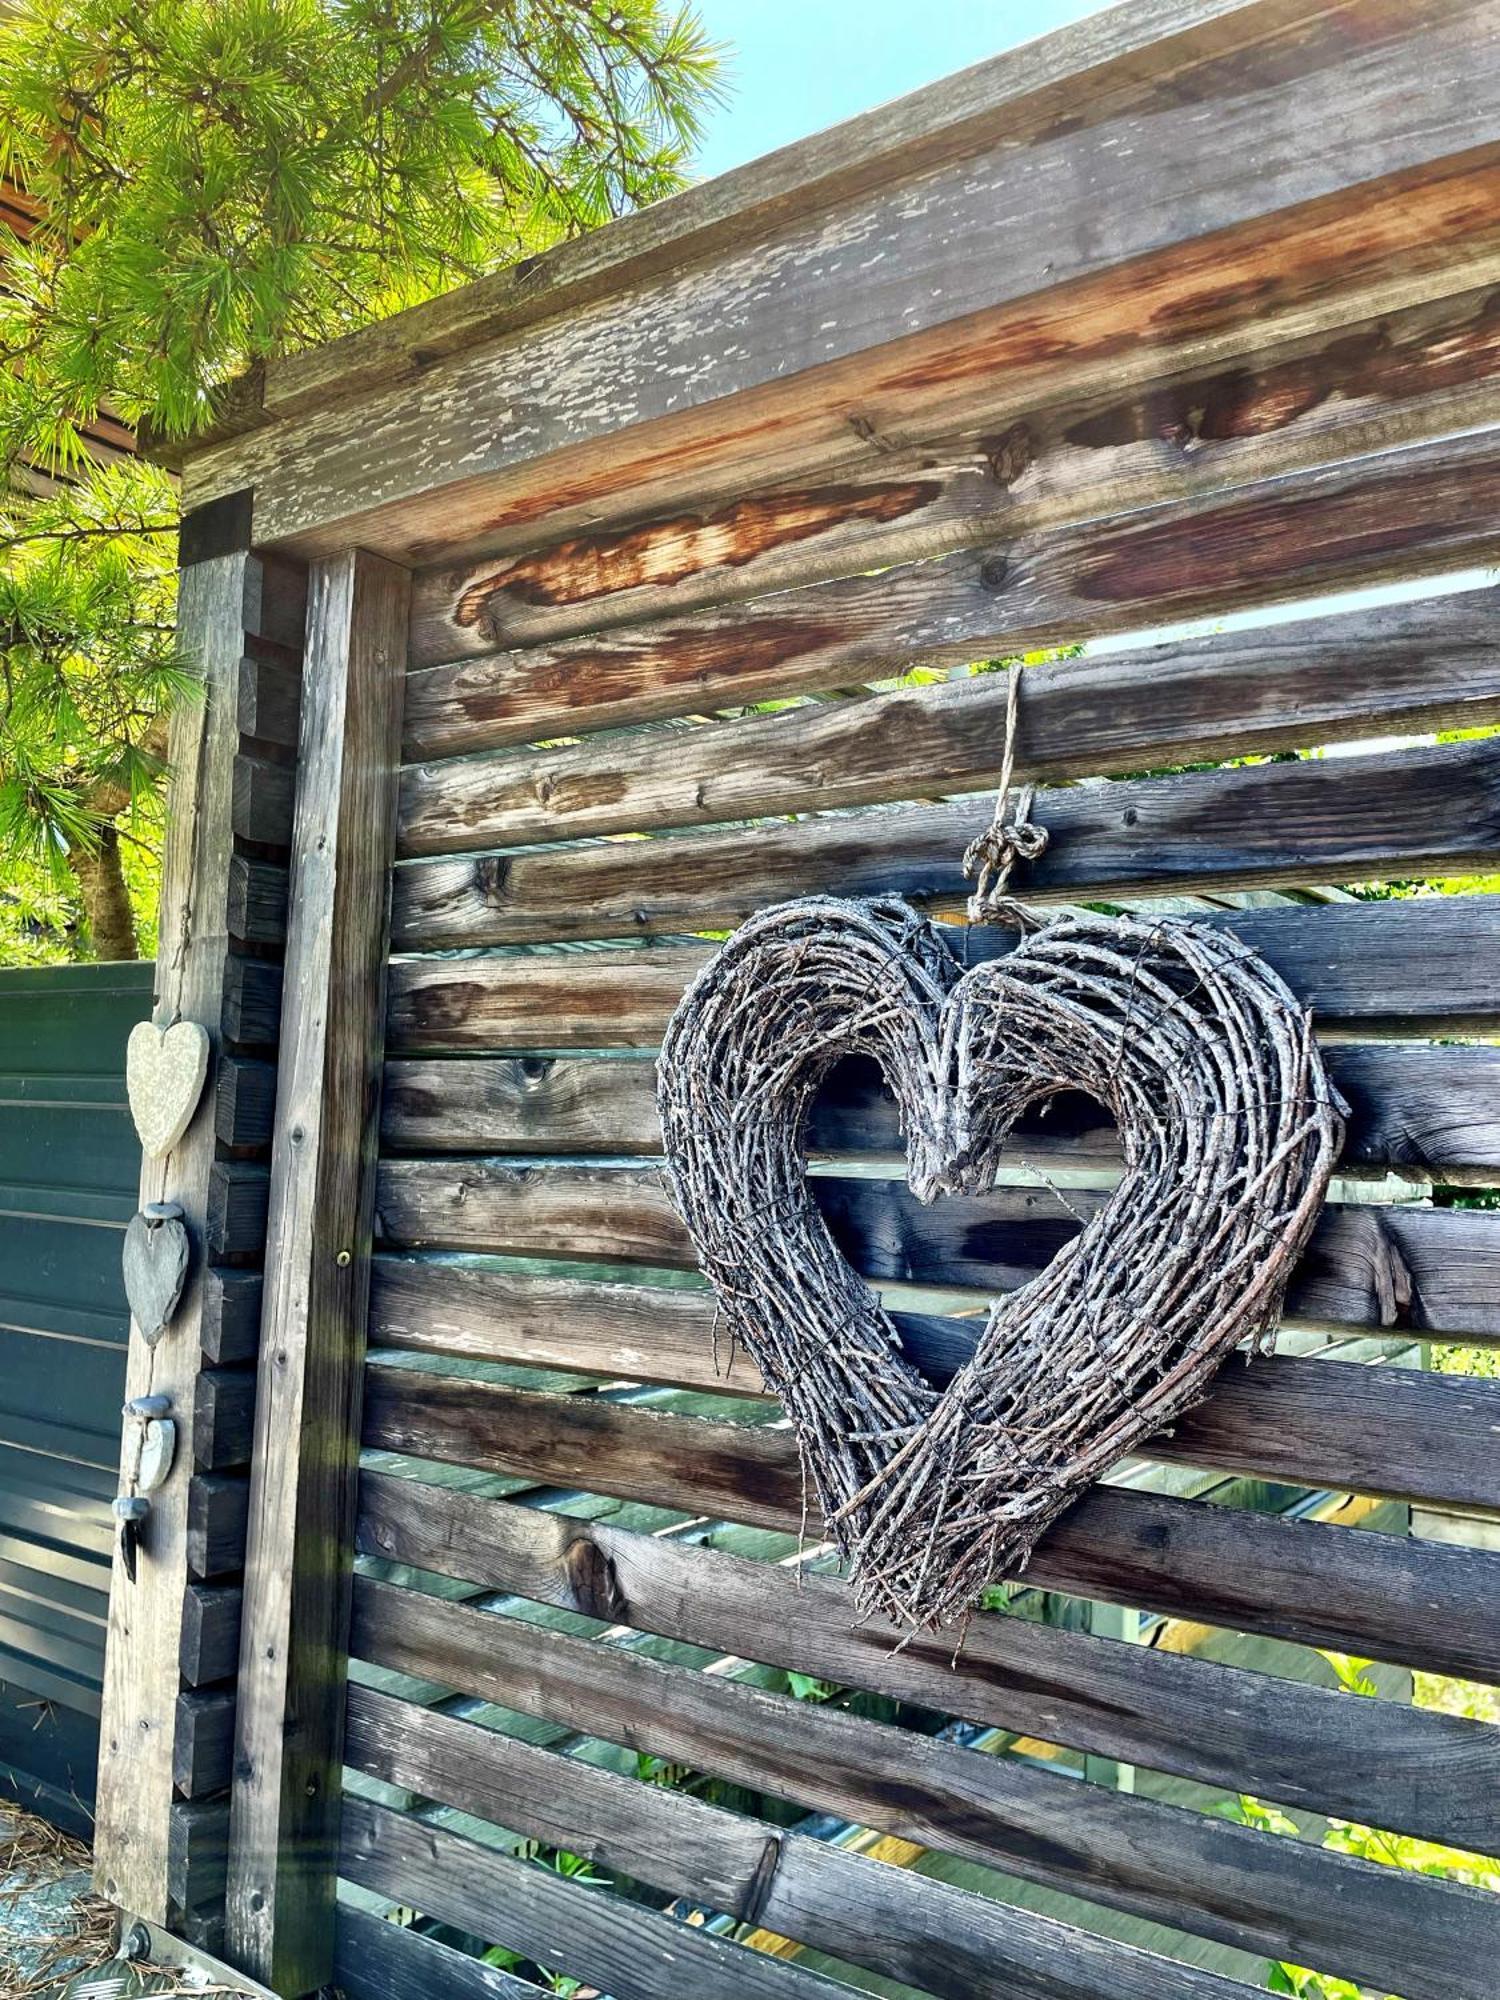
[{"x1": 122, "y1": 1202, "x2": 191, "y2": 1346}]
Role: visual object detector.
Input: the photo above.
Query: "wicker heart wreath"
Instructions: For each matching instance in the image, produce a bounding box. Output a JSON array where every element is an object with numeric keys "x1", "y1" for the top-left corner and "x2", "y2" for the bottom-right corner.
[{"x1": 658, "y1": 897, "x2": 1342, "y2": 1631}]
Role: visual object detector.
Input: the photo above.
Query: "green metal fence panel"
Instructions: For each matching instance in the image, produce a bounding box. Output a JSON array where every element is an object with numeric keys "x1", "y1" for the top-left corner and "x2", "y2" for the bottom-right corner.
[{"x1": 0, "y1": 960, "x2": 153, "y2": 1831}]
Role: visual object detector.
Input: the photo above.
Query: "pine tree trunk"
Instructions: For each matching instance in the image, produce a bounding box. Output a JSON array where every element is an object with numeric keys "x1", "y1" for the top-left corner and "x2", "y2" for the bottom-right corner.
[{"x1": 71, "y1": 823, "x2": 139, "y2": 960}]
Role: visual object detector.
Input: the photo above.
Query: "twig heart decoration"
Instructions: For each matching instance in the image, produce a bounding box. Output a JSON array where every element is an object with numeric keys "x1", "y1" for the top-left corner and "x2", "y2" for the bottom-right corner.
[{"x1": 658, "y1": 897, "x2": 1343, "y2": 1631}]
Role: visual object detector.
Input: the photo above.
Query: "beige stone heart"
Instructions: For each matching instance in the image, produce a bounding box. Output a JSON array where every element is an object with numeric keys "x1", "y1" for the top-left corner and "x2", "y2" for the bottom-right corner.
[{"x1": 127, "y1": 1018, "x2": 212, "y2": 1160}]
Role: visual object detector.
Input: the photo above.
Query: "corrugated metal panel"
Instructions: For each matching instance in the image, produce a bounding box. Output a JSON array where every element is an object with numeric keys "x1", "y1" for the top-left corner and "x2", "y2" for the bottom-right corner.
[{"x1": 0, "y1": 961, "x2": 153, "y2": 1828}]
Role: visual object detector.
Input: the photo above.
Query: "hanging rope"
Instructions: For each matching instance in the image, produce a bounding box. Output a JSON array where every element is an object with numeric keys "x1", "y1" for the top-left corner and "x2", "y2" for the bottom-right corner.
[{"x1": 962, "y1": 662, "x2": 1048, "y2": 921}]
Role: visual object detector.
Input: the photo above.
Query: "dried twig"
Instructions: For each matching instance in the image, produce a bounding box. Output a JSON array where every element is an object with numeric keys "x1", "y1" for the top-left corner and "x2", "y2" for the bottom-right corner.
[{"x1": 658, "y1": 896, "x2": 1342, "y2": 1631}]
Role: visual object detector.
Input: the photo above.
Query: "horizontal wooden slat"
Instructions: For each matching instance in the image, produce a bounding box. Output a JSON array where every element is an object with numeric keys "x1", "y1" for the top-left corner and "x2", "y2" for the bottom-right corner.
[
  {"x1": 236, "y1": 652, "x2": 302, "y2": 751},
  {"x1": 226, "y1": 853, "x2": 288, "y2": 947},
  {"x1": 384, "y1": 895, "x2": 1500, "y2": 1048},
  {"x1": 192, "y1": 1368, "x2": 258, "y2": 1472},
  {"x1": 199, "y1": 1269, "x2": 263, "y2": 1367},
  {"x1": 231, "y1": 754, "x2": 297, "y2": 848},
  {"x1": 342, "y1": 1702, "x2": 1266, "y2": 2000},
  {"x1": 173, "y1": 1687, "x2": 236, "y2": 1799},
  {"x1": 187, "y1": 2, "x2": 1500, "y2": 569},
  {"x1": 366, "y1": 1261, "x2": 1500, "y2": 1509},
  {"x1": 382, "y1": 1041, "x2": 1500, "y2": 1182},
  {"x1": 357, "y1": 1469, "x2": 1500, "y2": 1852},
  {"x1": 401, "y1": 428, "x2": 1500, "y2": 763},
  {"x1": 205, "y1": 1160, "x2": 270, "y2": 1260},
  {"x1": 348, "y1": 1579, "x2": 1496, "y2": 2000},
  {"x1": 392, "y1": 736, "x2": 1500, "y2": 948},
  {"x1": 186, "y1": 1474, "x2": 248, "y2": 1583},
  {"x1": 372, "y1": 1159, "x2": 1499, "y2": 1342},
  {"x1": 334, "y1": 1905, "x2": 548, "y2": 2000},
  {"x1": 399, "y1": 588, "x2": 1500, "y2": 851},
  {"x1": 406, "y1": 284, "x2": 1500, "y2": 666},
  {"x1": 179, "y1": 1583, "x2": 242, "y2": 1688},
  {"x1": 359, "y1": 1370, "x2": 1500, "y2": 1681},
  {"x1": 214, "y1": 1056, "x2": 278, "y2": 1151},
  {"x1": 342, "y1": 1787, "x2": 861, "y2": 2000}
]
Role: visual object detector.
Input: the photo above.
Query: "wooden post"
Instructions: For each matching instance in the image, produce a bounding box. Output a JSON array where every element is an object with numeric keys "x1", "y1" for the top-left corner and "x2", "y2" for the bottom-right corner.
[
  {"x1": 95, "y1": 539, "x2": 304, "y2": 1927},
  {"x1": 224, "y1": 550, "x2": 410, "y2": 1995}
]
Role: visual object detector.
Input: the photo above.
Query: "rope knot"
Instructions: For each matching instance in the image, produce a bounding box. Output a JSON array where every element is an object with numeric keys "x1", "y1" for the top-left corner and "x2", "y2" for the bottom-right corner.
[{"x1": 963, "y1": 793, "x2": 1049, "y2": 920}]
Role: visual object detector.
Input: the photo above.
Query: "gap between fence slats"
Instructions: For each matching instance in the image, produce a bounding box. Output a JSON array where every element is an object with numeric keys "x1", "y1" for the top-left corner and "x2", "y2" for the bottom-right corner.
[
  {"x1": 355, "y1": 1468, "x2": 1500, "y2": 1853},
  {"x1": 357, "y1": 1369, "x2": 1500, "y2": 1682},
  {"x1": 398, "y1": 591, "x2": 1500, "y2": 855},
  {"x1": 340, "y1": 1740, "x2": 1261, "y2": 2000}
]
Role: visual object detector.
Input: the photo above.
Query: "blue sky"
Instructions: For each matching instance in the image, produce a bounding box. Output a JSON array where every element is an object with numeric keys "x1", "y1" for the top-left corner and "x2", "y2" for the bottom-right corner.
[{"x1": 688, "y1": 1, "x2": 1110, "y2": 181}]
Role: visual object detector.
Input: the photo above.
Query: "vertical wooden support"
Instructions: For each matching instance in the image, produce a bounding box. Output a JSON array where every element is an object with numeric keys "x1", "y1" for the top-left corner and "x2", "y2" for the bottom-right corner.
[
  {"x1": 95, "y1": 543, "x2": 304, "y2": 1925},
  {"x1": 225, "y1": 551, "x2": 410, "y2": 1995}
]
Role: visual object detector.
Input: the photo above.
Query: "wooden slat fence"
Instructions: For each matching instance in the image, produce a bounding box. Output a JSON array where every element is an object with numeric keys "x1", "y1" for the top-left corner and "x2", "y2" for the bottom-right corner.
[{"x1": 93, "y1": 4, "x2": 1500, "y2": 1996}]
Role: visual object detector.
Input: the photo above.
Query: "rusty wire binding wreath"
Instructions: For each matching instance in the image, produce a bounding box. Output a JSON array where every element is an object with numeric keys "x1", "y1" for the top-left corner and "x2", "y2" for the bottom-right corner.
[{"x1": 657, "y1": 684, "x2": 1344, "y2": 1631}]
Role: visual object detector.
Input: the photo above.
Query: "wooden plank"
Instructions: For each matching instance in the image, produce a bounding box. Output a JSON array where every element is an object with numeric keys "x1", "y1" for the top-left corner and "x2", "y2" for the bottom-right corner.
[
  {"x1": 186, "y1": 1475, "x2": 249, "y2": 1584},
  {"x1": 346, "y1": 1576, "x2": 1496, "y2": 1999},
  {"x1": 404, "y1": 285, "x2": 1500, "y2": 665},
  {"x1": 399, "y1": 590, "x2": 1500, "y2": 851},
  {"x1": 357, "y1": 1470, "x2": 1500, "y2": 1853},
  {"x1": 381, "y1": 1041, "x2": 1500, "y2": 1182},
  {"x1": 334, "y1": 1905, "x2": 550, "y2": 2000},
  {"x1": 385, "y1": 898, "x2": 1500, "y2": 1050},
  {"x1": 191, "y1": 1368, "x2": 258, "y2": 1471},
  {"x1": 342, "y1": 1737, "x2": 1265, "y2": 2000},
  {"x1": 358, "y1": 1370, "x2": 1500, "y2": 1681},
  {"x1": 204, "y1": 1160, "x2": 269, "y2": 1259},
  {"x1": 94, "y1": 548, "x2": 305, "y2": 1926},
  {"x1": 179, "y1": 1584, "x2": 242, "y2": 1688},
  {"x1": 365, "y1": 1255, "x2": 1500, "y2": 1509},
  {"x1": 213, "y1": 1058, "x2": 277, "y2": 1152},
  {"x1": 231, "y1": 754, "x2": 297, "y2": 847},
  {"x1": 220, "y1": 956, "x2": 283, "y2": 1049},
  {"x1": 225, "y1": 551, "x2": 410, "y2": 1995},
  {"x1": 342, "y1": 1788, "x2": 854, "y2": 2000},
  {"x1": 371, "y1": 1160, "x2": 1500, "y2": 1342},
  {"x1": 226, "y1": 852, "x2": 288, "y2": 945},
  {"x1": 236, "y1": 652, "x2": 302, "y2": 751},
  {"x1": 199, "y1": 1270, "x2": 263, "y2": 1367},
  {"x1": 173, "y1": 1688, "x2": 236, "y2": 1798},
  {"x1": 167, "y1": 1799, "x2": 230, "y2": 1925},
  {"x1": 391, "y1": 734, "x2": 1500, "y2": 948},
  {"x1": 180, "y1": 3, "x2": 1500, "y2": 561}
]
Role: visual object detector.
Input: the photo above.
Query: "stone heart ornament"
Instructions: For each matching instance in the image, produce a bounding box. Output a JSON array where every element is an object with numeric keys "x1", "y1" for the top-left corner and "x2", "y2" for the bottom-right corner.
[
  {"x1": 127, "y1": 1018, "x2": 211, "y2": 1160},
  {"x1": 658, "y1": 898, "x2": 1342, "y2": 1631}
]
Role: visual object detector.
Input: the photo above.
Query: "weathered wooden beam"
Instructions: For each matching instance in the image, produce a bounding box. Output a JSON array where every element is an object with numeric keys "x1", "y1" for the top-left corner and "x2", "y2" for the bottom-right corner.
[
  {"x1": 179, "y1": 1583, "x2": 242, "y2": 1688},
  {"x1": 225, "y1": 551, "x2": 410, "y2": 1995},
  {"x1": 381, "y1": 1041, "x2": 1500, "y2": 1183},
  {"x1": 93, "y1": 548, "x2": 305, "y2": 1928},
  {"x1": 390, "y1": 734, "x2": 1500, "y2": 949},
  {"x1": 370, "y1": 1156, "x2": 1499, "y2": 1342},
  {"x1": 179, "y1": 2, "x2": 1500, "y2": 564},
  {"x1": 342, "y1": 1771, "x2": 1259, "y2": 2000},
  {"x1": 405, "y1": 285, "x2": 1500, "y2": 666},
  {"x1": 334, "y1": 1904, "x2": 549, "y2": 2000},
  {"x1": 357, "y1": 1372, "x2": 1500, "y2": 1681},
  {"x1": 398, "y1": 590, "x2": 1500, "y2": 852},
  {"x1": 174, "y1": 1687, "x2": 237, "y2": 1798},
  {"x1": 356, "y1": 1471, "x2": 1500, "y2": 1852},
  {"x1": 345, "y1": 1576, "x2": 1496, "y2": 1998},
  {"x1": 384, "y1": 896, "x2": 1500, "y2": 1048}
]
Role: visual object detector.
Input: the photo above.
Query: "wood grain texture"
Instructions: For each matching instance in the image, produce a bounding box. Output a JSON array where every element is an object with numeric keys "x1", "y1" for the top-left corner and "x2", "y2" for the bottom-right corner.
[
  {"x1": 391, "y1": 735, "x2": 1500, "y2": 948},
  {"x1": 341, "y1": 1787, "x2": 854, "y2": 2000},
  {"x1": 334, "y1": 1905, "x2": 550, "y2": 2000},
  {"x1": 180, "y1": 2, "x2": 1500, "y2": 564},
  {"x1": 404, "y1": 280, "x2": 1500, "y2": 665},
  {"x1": 93, "y1": 549, "x2": 304, "y2": 1928},
  {"x1": 385, "y1": 896, "x2": 1500, "y2": 1050},
  {"x1": 346, "y1": 1574, "x2": 1497, "y2": 1998},
  {"x1": 357, "y1": 1470, "x2": 1500, "y2": 1852},
  {"x1": 371, "y1": 1158, "x2": 1500, "y2": 1342},
  {"x1": 358, "y1": 1371, "x2": 1500, "y2": 1680},
  {"x1": 400, "y1": 591, "x2": 1500, "y2": 852},
  {"x1": 381, "y1": 1041, "x2": 1500, "y2": 1182},
  {"x1": 342, "y1": 1712, "x2": 1267, "y2": 2000},
  {"x1": 364, "y1": 1258, "x2": 1500, "y2": 1510},
  {"x1": 225, "y1": 552, "x2": 410, "y2": 1996}
]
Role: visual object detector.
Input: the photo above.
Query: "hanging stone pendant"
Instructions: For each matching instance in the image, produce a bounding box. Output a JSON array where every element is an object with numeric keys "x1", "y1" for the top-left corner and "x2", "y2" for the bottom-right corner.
[{"x1": 122, "y1": 1200, "x2": 191, "y2": 1346}]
